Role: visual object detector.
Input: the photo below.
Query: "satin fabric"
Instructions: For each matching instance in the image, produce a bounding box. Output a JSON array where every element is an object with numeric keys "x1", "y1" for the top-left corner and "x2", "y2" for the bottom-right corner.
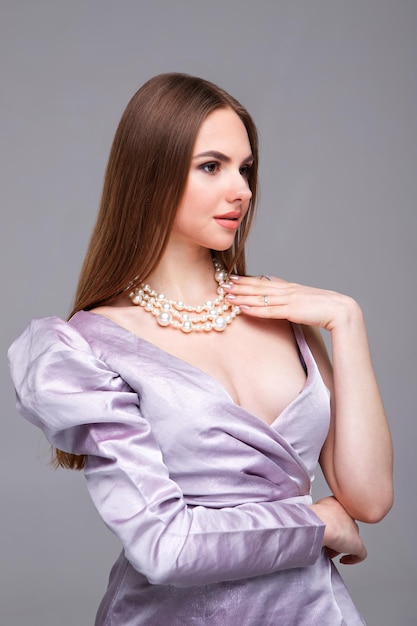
[{"x1": 8, "y1": 311, "x2": 365, "y2": 625}]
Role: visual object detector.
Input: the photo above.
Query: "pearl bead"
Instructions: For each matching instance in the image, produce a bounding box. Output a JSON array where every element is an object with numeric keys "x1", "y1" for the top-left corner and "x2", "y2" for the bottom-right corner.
[
  {"x1": 157, "y1": 312, "x2": 172, "y2": 326},
  {"x1": 213, "y1": 317, "x2": 227, "y2": 331},
  {"x1": 215, "y1": 269, "x2": 228, "y2": 282},
  {"x1": 181, "y1": 320, "x2": 192, "y2": 333}
]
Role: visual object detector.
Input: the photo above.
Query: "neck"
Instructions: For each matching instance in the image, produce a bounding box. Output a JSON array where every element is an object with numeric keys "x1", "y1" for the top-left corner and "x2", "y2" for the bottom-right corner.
[
  {"x1": 145, "y1": 248, "x2": 218, "y2": 303},
  {"x1": 129, "y1": 249, "x2": 238, "y2": 333}
]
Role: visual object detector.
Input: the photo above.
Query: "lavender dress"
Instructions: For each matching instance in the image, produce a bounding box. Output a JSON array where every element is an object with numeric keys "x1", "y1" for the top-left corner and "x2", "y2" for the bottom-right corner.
[{"x1": 8, "y1": 311, "x2": 365, "y2": 625}]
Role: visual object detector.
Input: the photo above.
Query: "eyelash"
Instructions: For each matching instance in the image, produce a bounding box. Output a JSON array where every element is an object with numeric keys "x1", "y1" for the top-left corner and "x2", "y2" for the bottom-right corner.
[
  {"x1": 199, "y1": 161, "x2": 253, "y2": 178},
  {"x1": 239, "y1": 164, "x2": 252, "y2": 178}
]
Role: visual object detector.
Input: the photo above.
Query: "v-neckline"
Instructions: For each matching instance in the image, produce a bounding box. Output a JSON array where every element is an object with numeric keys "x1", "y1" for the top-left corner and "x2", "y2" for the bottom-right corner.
[{"x1": 72, "y1": 310, "x2": 316, "y2": 429}]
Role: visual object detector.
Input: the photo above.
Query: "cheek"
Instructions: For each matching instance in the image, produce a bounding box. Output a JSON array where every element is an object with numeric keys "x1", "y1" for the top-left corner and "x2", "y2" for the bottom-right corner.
[
  {"x1": 181, "y1": 182, "x2": 215, "y2": 215},
  {"x1": 178, "y1": 178, "x2": 201, "y2": 209}
]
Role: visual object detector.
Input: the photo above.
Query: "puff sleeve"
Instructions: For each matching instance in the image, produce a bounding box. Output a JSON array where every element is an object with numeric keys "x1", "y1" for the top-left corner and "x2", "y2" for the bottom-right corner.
[{"x1": 8, "y1": 317, "x2": 325, "y2": 587}]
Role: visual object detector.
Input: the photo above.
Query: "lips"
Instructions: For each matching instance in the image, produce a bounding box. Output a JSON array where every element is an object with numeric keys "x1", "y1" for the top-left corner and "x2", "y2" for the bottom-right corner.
[{"x1": 213, "y1": 211, "x2": 241, "y2": 230}]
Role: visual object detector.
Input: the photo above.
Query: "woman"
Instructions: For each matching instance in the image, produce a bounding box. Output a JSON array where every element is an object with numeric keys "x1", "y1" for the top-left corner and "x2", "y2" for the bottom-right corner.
[{"x1": 9, "y1": 73, "x2": 393, "y2": 625}]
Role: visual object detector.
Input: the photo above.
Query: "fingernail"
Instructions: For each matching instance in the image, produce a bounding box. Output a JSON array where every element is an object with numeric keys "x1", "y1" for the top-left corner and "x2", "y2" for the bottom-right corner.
[
  {"x1": 225, "y1": 293, "x2": 236, "y2": 300},
  {"x1": 221, "y1": 282, "x2": 234, "y2": 289},
  {"x1": 230, "y1": 275, "x2": 240, "y2": 281}
]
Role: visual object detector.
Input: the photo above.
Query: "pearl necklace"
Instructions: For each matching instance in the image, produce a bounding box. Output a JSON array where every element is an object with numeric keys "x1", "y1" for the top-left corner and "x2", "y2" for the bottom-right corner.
[{"x1": 128, "y1": 259, "x2": 241, "y2": 333}]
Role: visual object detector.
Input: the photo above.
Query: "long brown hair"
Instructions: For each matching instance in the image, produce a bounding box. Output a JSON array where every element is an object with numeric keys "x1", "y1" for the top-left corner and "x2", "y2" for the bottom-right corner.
[{"x1": 56, "y1": 73, "x2": 259, "y2": 469}]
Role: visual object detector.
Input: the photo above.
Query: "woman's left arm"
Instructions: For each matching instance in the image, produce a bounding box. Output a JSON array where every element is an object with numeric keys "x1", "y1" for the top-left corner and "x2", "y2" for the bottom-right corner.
[{"x1": 224, "y1": 276, "x2": 394, "y2": 523}]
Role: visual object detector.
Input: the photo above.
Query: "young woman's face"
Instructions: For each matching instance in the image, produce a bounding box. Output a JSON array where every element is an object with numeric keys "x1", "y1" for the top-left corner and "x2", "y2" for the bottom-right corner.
[{"x1": 170, "y1": 107, "x2": 253, "y2": 252}]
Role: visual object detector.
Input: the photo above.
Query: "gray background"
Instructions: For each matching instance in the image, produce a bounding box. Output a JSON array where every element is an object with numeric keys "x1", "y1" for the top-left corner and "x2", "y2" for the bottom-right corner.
[{"x1": 1, "y1": 1, "x2": 416, "y2": 624}]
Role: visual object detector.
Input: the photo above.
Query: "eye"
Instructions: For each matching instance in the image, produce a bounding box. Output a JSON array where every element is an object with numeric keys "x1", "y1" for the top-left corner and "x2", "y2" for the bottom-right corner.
[
  {"x1": 239, "y1": 163, "x2": 253, "y2": 178},
  {"x1": 200, "y1": 161, "x2": 221, "y2": 175}
]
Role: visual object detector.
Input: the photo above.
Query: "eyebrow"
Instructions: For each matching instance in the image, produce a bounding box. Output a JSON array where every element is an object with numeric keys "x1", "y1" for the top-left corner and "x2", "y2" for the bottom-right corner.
[{"x1": 192, "y1": 150, "x2": 254, "y2": 164}]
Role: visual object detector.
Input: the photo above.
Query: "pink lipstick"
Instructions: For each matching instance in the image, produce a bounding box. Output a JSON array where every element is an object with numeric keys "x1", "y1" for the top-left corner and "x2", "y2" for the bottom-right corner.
[{"x1": 213, "y1": 211, "x2": 241, "y2": 230}]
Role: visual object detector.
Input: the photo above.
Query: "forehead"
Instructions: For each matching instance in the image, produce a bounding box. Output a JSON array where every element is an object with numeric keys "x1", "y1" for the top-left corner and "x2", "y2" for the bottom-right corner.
[{"x1": 193, "y1": 107, "x2": 251, "y2": 154}]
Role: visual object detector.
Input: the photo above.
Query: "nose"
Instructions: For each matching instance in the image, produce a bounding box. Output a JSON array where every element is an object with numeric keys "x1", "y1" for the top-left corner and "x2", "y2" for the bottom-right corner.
[{"x1": 225, "y1": 171, "x2": 252, "y2": 204}]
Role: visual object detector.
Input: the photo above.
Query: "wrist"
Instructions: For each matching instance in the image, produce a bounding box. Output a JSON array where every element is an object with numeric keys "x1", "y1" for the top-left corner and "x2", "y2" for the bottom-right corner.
[
  {"x1": 327, "y1": 295, "x2": 363, "y2": 332},
  {"x1": 310, "y1": 503, "x2": 331, "y2": 544}
]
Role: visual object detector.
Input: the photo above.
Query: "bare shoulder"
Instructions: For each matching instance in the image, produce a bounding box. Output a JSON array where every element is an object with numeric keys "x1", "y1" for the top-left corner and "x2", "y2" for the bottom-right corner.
[
  {"x1": 89, "y1": 297, "x2": 174, "y2": 346},
  {"x1": 89, "y1": 304, "x2": 122, "y2": 320},
  {"x1": 89, "y1": 297, "x2": 148, "y2": 331}
]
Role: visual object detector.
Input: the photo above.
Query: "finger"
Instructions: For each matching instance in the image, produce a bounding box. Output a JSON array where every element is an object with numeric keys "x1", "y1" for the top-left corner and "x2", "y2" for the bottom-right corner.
[
  {"x1": 223, "y1": 283, "x2": 288, "y2": 300},
  {"x1": 229, "y1": 275, "x2": 287, "y2": 288},
  {"x1": 236, "y1": 304, "x2": 288, "y2": 320},
  {"x1": 226, "y1": 293, "x2": 282, "y2": 308},
  {"x1": 339, "y1": 552, "x2": 367, "y2": 565},
  {"x1": 339, "y1": 543, "x2": 368, "y2": 565},
  {"x1": 225, "y1": 291, "x2": 290, "y2": 316},
  {"x1": 326, "y1": 549, "x2": 341, "y2": 560}
]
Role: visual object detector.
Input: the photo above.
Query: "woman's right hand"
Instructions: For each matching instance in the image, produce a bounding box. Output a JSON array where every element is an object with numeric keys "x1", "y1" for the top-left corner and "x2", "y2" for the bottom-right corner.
[{"x1": 310, "y1": 496, "x2": 367, "y2": 564}]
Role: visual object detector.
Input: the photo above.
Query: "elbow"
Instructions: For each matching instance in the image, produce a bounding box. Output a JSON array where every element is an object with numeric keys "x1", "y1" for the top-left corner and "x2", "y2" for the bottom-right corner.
[
  {"x1": 352, "y1": 488, "x2": 394, "y2": 524},
  {"x1": 359, "y1": 497, "x2": 393, "y2": 524},
  {"x1": 143, "y1": 554, "x2": 198, "y2": 587},
  {"x1": 131, "y1": 560, "x2": 209, "y2": 588},
  {"x1": 126, "y1": 553, "x2": 186, "y2": 588},
  {"x1": 332, "y1": 470, "x2": 394, "y2": 524},
  {"x1": 128, "y1": 557, "x2": 186, "y2": 587},
  {"x1": 125, "y1": 543, "x2": 204, "y2": 588}
]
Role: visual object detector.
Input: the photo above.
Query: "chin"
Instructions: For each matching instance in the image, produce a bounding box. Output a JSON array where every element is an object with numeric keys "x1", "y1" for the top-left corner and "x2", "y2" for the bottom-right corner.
[
  {"x1": 210, "y1": 244, "x2": 233, "y2": 252},
  {"x1": 208, "y1": 236, "x2": 237, "y2": 253}
]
